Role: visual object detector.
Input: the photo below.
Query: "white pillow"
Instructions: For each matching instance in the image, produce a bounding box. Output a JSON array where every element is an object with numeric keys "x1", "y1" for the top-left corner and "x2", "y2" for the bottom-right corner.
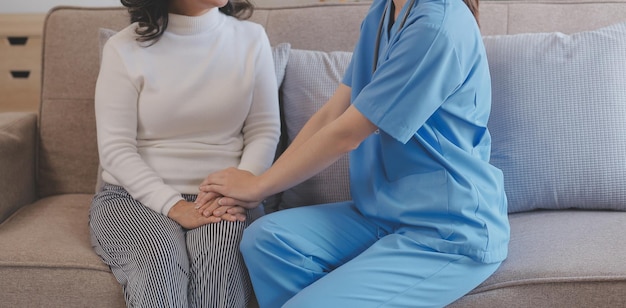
[{"x1": 484, "y1": 21, "x2": 626, "y2": 213}]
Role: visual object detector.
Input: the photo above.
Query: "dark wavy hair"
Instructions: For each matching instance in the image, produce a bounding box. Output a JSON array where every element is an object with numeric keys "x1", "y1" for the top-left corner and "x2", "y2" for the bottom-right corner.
[{"x1": 120, "y1": 0, "x2": 254, "y2": 44}]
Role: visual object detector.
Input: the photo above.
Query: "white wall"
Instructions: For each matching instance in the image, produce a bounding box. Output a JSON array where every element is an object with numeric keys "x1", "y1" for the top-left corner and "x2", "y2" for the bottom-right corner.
[
  {"x1": 0, "y1": 0, "x2": 324, "y2": 14},
  {"x1": 1, "y1": 0, "x2": 122, "y2": 13}
]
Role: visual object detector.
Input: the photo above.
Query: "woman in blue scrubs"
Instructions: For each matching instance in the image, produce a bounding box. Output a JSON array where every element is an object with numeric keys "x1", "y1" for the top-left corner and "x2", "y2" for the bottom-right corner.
[{"x1": 197, "y1": 0, "x2": 510, "y2": 306}]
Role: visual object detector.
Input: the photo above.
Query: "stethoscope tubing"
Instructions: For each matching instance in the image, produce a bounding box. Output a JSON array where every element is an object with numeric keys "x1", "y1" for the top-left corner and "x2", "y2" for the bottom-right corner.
[{"x1": 372, "y1": 0, "x2": 418, "y2": 74}]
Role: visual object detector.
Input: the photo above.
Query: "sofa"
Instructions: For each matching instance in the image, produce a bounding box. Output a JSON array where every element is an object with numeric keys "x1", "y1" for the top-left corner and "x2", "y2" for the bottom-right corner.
[{"x1": 2, "y1": 0, "x2": 626, "y2": 307}]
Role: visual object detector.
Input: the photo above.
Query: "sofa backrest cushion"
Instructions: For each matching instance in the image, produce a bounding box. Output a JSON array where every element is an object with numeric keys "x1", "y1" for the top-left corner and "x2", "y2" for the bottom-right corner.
[
  {"x1": 479, "y1": 0, "x2": 626, "y2": 36},
  {"x1": 39, "y1": 8, "x2": 128, "y2": 197},
  {"x1": 486, "y1": 21, "x2": 626, "y2": 213}
]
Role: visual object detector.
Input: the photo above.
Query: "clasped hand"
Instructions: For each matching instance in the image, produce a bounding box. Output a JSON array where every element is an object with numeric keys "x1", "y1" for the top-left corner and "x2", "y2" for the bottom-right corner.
[
  {"x1": 167, "y1": 197, "x2": 245, "y2": 229},
  {"x1": 167, "y1": 167, "x2": 262, "y2": 229},
  {"x1": 192, "y1": 167, "x2": 264, "y2": 222}
]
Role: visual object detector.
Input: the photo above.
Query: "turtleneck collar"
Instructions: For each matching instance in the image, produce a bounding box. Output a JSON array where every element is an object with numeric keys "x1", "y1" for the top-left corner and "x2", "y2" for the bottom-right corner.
[{"x1": 167, "y1": 8, "x2": 223, "y2": 35}]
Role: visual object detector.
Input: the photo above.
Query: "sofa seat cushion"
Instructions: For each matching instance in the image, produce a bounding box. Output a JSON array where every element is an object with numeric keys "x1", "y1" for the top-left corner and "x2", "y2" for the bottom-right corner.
[
  {"x1": 450, "y1": 210, "x2": 626, "y2": 307},
  {"x1": 0, "y1": 194, "x2": 124, "y2": 307}
]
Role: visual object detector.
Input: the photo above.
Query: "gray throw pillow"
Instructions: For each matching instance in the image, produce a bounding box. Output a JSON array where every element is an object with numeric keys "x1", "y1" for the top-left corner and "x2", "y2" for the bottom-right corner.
[
  {"x1": 484, "y1": 21, "x2": 626, "y2": 213},
  {"x1": 275, "y1": 48, "x2": 353, "y2": 211}
]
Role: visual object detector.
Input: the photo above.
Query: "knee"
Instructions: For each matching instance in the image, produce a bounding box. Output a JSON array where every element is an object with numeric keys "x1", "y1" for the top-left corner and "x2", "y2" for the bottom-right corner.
[
  {"x1": 146, "y1": 248, "x2": 187, "y2": 274},
  {"x1": 130, "y1": 235, "x2": 188, "y2": 273},
  {"x1": 240, "y1": 216, "x2": 276, "y2": 260}
]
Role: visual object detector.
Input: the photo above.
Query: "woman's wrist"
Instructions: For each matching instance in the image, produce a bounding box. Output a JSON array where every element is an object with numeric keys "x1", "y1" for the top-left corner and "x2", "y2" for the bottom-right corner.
[{"x1": 254, "y1": 174, "x2": 270, "y2": 202}]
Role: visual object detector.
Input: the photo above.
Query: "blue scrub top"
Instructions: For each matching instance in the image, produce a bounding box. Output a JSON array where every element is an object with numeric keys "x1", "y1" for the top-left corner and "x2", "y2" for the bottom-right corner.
[{"x1": 343, "y1": 0, "x2": 509, "y2": 263}]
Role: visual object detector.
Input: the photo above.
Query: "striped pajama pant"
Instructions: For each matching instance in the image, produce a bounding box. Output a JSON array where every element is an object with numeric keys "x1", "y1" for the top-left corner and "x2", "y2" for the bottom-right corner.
[{"x1": 89, "y1": 184, "x2": 252, "y2": 308}]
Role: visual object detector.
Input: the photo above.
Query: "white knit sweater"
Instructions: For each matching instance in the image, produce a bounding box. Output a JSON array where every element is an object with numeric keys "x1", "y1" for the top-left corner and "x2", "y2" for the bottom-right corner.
[{"x1": 95, "y1": 8, "x2": 280, "y2": 215}]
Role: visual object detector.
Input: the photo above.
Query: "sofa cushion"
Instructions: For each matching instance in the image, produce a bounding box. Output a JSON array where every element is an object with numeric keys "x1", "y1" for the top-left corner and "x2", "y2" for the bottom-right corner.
[
  {"x1": 449, "y1": 210, "x2": 626, "y2": 307},
  {"x1": 270, "y1": 43, "x2": 291, "y2": 88},
  {"x1": 0, "y1": 194, "x2": 125, "y2": 307},
  {"x1": 0, "y1": 112, "x2": 36, "y2": 222},
  {"x1": 485, "y1": 21, "x2": 626, "y2": 213},
  {"x1": 273, "y1": 48, "x2": 353, "y2": 211}
]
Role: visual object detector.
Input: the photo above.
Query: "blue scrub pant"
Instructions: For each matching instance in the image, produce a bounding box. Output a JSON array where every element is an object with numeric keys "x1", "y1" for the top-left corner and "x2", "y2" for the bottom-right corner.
[{"x1": 240, "y1": 201, "x2": 501, "y2": 308}]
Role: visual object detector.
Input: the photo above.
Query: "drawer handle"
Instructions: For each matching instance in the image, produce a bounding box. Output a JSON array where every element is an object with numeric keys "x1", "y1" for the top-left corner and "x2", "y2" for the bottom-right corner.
[
  {"x1": 7, "y1": 37, "x2": 29, "y2": 45},
  {"x1": 11, "y1": 71, "x2": 31, "y2": 79}
]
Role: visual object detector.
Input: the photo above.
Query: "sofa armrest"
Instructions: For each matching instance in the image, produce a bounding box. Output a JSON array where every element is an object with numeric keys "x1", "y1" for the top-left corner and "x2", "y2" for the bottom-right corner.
[{"x1": 0, "y1": 112, "x2": 37, "y2": 223}]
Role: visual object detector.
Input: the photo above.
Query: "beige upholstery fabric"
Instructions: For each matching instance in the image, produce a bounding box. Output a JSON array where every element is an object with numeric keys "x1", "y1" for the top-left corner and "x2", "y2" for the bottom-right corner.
[
  {"x1": 479, "y1": 0, "x2": 626, "y2": 35},
  {"x1": 506, "y1": 2, "x2": 626, "y2": 34},
  {"x1": 0, "y1": 112, "x2": 36, "y2": 221},
  {"x1": 0, "y1": 194, "x2": 125, "y2": 307},
  {"x1": 450, "y1": 210, "x2": 626, "y2": 307},
  {"x1": 39, "y1": 8, "x2": 129, "y2": 197},
  {"x1": 249, "y1": 4, "x2": 370, "y2": 52}
]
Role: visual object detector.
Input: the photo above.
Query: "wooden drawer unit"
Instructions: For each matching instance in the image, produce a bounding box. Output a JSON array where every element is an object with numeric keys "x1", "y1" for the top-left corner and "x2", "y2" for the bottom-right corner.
[{"x1": 0, "y1": 14, "x2": 45, "y2": 113}]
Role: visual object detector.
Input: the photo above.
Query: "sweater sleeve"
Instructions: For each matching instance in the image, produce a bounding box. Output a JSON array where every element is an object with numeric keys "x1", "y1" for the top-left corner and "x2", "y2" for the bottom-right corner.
[
  {"x1": 237, "y1": 30, "x2": 281, "y2": 175},
  {"x1": 95, "y1": 36, "x2": 183, "y2": 215}
]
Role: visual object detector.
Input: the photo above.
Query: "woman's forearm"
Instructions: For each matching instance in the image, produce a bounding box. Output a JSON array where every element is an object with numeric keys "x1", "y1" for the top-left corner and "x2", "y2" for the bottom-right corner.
[
  {"x1": 257, "y1": 104, "x2": 378, "y2": 199},
  {"x1": 278, "y1": 84, "x2": 352, "y2": 159}
]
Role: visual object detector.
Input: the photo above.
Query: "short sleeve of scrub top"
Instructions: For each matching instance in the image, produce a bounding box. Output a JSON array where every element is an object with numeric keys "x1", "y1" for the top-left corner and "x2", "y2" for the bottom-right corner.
[{"x1": 349, "y1": 25, "x2": 463, "y2": 144}]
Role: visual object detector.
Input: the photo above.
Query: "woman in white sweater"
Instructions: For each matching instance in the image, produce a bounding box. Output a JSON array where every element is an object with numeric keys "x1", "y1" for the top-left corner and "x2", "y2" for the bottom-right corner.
[{"x1": 89, "y1": 0, "x2": 281, "y2": 306}]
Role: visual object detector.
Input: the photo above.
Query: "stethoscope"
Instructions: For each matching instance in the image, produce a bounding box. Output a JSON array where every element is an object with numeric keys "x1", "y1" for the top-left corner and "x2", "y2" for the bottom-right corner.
[{"x1": 372, "y1": 0, "x2": 417, "y2": 74}]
